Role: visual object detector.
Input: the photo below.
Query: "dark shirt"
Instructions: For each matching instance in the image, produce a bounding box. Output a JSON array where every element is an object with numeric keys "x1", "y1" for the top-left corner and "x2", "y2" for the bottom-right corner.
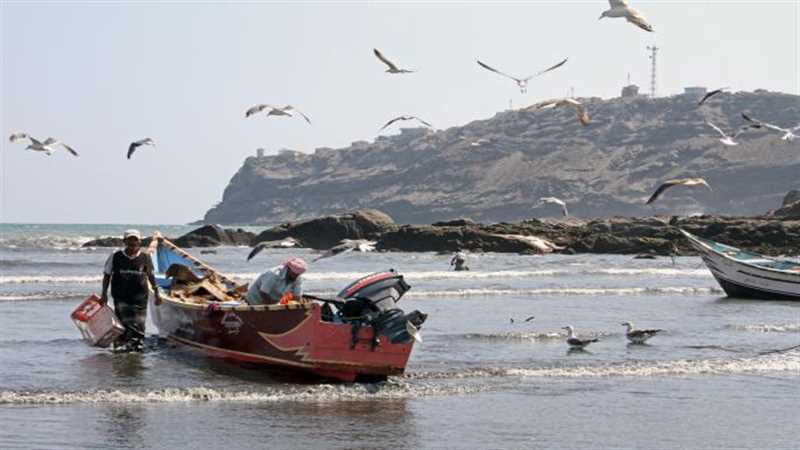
[{"x1": 105, "y1": 250, "x2": 153, "y2": 301}]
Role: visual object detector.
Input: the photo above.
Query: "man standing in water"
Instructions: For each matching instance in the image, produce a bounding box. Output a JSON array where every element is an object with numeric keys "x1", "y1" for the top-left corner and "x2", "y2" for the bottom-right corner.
[
  {"x1": 450, "y1": 251, "x2": 469, "y2": 271},
  {"x1": 100, "y1": 230, "x2": 161, "y2": 352},
  {"x1": 247, "y1": 257, "x2": 307, "y2": 305}
]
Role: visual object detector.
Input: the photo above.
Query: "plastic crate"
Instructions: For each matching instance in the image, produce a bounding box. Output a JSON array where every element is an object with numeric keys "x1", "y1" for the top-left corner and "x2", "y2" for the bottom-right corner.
[{"x1": 71, "y1": 294, "x2": 125, "y2": 348}]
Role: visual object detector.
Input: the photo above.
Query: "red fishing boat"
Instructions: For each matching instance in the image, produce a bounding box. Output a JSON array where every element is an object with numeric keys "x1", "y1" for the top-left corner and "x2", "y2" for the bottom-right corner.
[{"x1": 145, "y1": 233, "x2": 426, "y2": 382}]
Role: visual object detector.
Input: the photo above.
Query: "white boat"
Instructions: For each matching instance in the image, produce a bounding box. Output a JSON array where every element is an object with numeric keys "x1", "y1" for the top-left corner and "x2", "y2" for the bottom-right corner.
[{"x1": 681, "y1": 229, "x2": 800, "y2": 300}]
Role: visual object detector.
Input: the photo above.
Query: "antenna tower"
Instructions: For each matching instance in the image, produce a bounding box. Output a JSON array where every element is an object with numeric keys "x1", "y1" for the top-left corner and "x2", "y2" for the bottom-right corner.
[{"x1": 646, "y1": 45, "x2": 659, "y2": 98}]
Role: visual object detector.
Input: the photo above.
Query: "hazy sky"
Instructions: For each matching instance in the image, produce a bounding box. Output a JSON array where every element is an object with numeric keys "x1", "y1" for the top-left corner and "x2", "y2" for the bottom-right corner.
[{"x1": 1, "y1": 1, "x2": 798, "y2": 224}]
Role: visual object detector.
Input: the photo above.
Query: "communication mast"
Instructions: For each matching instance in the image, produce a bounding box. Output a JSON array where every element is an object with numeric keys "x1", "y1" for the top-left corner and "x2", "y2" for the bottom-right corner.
[{"x1": 647, "y1": 45, "x2": 659, "y2": 98}]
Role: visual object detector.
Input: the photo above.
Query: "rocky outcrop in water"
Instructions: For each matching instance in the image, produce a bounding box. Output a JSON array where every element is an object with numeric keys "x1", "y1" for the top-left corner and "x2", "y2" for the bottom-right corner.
[
  {"x1": 172, "y1": 225, "x2": 255, "y2": 248},
  {"x1": 202, "y1": 90, "x2": 800, "y2": 225},
  {"x1": 252, "y1": 209, "x2": 395, "y2": 249}
]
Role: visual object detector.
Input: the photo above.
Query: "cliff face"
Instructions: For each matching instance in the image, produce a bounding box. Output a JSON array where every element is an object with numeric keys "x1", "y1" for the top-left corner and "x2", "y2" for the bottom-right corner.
[{"x1": 203, "y1": 90, "x2": 800, "y2": 225}]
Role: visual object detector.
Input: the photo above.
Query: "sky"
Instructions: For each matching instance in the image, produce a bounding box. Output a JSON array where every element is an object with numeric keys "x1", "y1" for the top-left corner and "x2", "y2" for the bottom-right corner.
[{"x1": 1, "y1": 1, "x2": 798, "y2": 224}]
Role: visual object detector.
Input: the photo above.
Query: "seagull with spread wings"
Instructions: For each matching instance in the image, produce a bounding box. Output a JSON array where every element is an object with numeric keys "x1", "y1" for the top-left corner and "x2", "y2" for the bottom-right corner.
[
  {"x1": 373, "y1": 48, "x2": 414, "y2": 74},
  {"x1": 741, "y1": 113, "x2": 799, "y2": 142},
  {"x1": 646, "y1": 178, "x2": 711, "y2": 205},
  {"x1": 379, "y1": 115, "x2": 434, "y2": 133},
  {"x1": 128, "y1": 138, "x2": 155, "y2": 159},
  {"x1": 9, "y1": 132, "x2": 32, "y2": 143},
  {"x1": 25, "y1": 137, "x2": 79, "y2": 157},
  {"x1": 705, "y1": 121, "x2": 759, "y2": 147},
  {"x1": 245, "y1": 104, "x2": 311, "y2": 124},
  {"x1": 599, "y1": 0, "x2": 654, "y2": 32},
  {"x1": 313, "y1": 239, "x2": 376, "y2": 262},
  {"x1": 526, "y1": 98, "x2": 591, "y2": 126},
  {"x1": 698, "y1": 87, "x2": 729, "y2": 106},
  {"x1": 476, "y1": 58, "x2": 568, "y2": 94},
  {"x1": 246, "y1": 238, "x2": 300, "y2": 261},
  {"x1": 538, "y1": 197, "x2": 569, "y2": 216}
]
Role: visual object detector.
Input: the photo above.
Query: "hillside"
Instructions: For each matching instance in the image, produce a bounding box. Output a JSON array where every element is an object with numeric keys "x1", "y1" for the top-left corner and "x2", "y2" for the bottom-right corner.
[{"x1": 202, "y1": 90, "x2": 800, "y2": 225}]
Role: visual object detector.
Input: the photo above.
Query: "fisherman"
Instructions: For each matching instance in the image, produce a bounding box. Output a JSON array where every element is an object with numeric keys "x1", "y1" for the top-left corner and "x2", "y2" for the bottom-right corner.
[
  {"x1": 450, "y1": 251, "x2": 469, "y2": 271},
  {"x1": 100, "y1": 230, "x2": 161, "y2": 352},
  {"x1": 246, "y1": 257, "x2": 307, "y2": 305}
]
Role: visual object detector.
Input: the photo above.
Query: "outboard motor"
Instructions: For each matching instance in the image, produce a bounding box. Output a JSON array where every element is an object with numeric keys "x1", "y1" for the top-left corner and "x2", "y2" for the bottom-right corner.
[{"x1": 337, "y1": 270, "x2": 426, "y2": 349}]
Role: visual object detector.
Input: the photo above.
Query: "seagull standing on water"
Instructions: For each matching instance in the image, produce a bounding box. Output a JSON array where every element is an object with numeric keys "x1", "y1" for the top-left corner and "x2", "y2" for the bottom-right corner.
[
  {"x1": 525, "y1": 98, "x2": 591, "y2": 126},
  {"x1": 563, "y1": 326, "x2": 599, "y2": 350},
  {"x1": 646, "y1": 178, "x2": 711, "y2": 205},
  {"x1": 245, "y1": 104, "x2": 311, "y2": 124},
  {"x1": 599, "y1": 0, "x2": 654, "y2": 32},
  {"x1": 128, "y1": 138, "x2": 155, "y2": 159},
  {"x1": 621, "y1": 321, "x2": 662, "y2": 344},
  {"x1": 379, "y1": 115, "x2": 434, "y2": 133},
  {"x1": 741, "y1": 113, "x2": 799, "y2": 142},
  {"x1": 538, "y1": 197, "x2": 569, "y2": 216},
  {"x1": 476, "y1": 58, "x2": 568, "y2": 94},
  {"x1": 373, "y1": 48, "x2": 414, "y2": 74}
]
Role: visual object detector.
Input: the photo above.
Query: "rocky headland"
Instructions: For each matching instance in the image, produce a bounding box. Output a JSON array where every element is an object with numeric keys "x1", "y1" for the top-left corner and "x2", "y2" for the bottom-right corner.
[{"x1": 201, "y1": 90, "x2": 800, "y2": 225}]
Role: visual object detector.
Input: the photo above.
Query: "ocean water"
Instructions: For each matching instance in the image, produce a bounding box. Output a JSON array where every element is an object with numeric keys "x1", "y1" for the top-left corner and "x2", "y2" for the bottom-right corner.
[{"x1": 1, "y1": 224, "x2": 798, "y2": 450}]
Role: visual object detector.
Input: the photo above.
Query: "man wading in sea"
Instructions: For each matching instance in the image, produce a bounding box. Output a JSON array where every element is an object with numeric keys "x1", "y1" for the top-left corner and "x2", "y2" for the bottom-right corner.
[{"x1": 100, "y1": 230, "x2": 161, "y2": 352}]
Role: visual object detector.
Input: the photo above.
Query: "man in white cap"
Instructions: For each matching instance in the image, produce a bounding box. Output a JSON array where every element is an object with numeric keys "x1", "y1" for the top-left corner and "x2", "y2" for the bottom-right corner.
[
  {"x1": 100, "y1": 229, "x2": 161, "y2": 351},
  {"x1": 246, "y1": 257, "x2": 307, "y2": 305}
]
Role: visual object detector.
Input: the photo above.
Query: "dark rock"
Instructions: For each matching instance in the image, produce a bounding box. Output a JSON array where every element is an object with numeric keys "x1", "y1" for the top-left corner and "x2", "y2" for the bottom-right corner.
[
  {"x1": 253, "y1": 209, "x2": 396, "y2": 249},
  {"x1": 82, "y1": 237, "x2": 124, "y2": 247},
  {"x1": 783, "y1": 190, "x2": 800, "y2": 206},
  {"x1": 173, "y1": 225, "x2": 255, "y2": 248},
  {"x1": 432, "y1": 218, "x2": 477, "y2": 227},
  {"x1": 770, "y1": 200, "x2": 800, "y2": 220}
]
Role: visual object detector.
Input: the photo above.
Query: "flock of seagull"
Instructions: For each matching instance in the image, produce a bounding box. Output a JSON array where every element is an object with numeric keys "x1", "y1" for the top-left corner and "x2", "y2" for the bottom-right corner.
[{"x1": 6, "y1": 0, "x2": 796, "y2": 221}]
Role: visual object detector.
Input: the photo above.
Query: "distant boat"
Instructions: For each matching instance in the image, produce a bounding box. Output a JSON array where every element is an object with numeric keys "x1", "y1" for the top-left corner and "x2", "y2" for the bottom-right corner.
[
  {"x1": 145, "y1": 233, "x2": 426, "y2": 381},
  {"x1": 681, "y1": 230, "x2": 800, "y2": 301}
]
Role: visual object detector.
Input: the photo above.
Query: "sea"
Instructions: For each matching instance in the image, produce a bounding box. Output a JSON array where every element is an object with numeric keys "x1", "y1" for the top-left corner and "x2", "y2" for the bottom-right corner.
[{"x1": 0, "y1": 224, "x2": 798, "y2": 450}]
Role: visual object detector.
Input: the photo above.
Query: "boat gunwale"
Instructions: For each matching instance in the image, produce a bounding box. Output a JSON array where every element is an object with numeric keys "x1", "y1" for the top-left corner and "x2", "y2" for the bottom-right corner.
[{"x1": 680, "y1": 229, "x2": 800, "y2": 277}]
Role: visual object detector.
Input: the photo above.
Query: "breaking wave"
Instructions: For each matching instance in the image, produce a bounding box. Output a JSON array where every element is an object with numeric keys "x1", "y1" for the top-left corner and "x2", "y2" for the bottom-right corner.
[
  {"x1": 0, "y1": 235, "x2": 95, "y2": 250},
  {"x1": 0, "y1": 275, "x2": 101, "y2": 285},
  {"x1": 727, "y1": 323, "x2": 800, "y2": 333},
  {"x1": 0, "y1": 382, "x2": 486, "y2": 405},
  {"x1": 407, "y1": 351, "x2": 800, "y2": 380},
  {"x1": 402, "y1": 286, "x2": 723, "y2": 298},
  {"x1": 0, "y1": 291, "x2": 83, "y2": 302}
]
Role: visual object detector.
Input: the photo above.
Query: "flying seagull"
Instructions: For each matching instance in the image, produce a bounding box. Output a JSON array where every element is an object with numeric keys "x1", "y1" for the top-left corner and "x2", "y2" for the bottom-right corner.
[
  {"x1": 741, "y1": 113, "x2": 799, "y2": 142},
  {"x1": 9, "y1": 132, "x2": 32, "y2": 143},
  {"x1": 313, "y1": 239, "x2": 376, "y2": 262},
  {"x1": 697, "y1": 87, "x2": 729, "y2": 106},
  {"x1": 373, "y1": 48, "x2": 414, "y2": 74},
  {"x1": 563, "y1": 325, "x2": 598, "y2": 350},
  {"x1": 539, "y1": 197, "x2": 569, "y2": 216},
  {"x1": 510, "y1": 316, "x2": 536, "y2": 324},
  {"x1": 476, "y1": 58, "x2": 568, "y2": 94},
  {"x1": 379, "y1": 115, "x2": 434, "y2": 133},
  {"x1": 705, "y1": 121, "x2": 759, "y2": 147},
  {"x1": 526, "y1": 98, "x2": 591, "y2": 126},
  {"x1": 646, "y1": 178, "x2": 711, "y2": 205},
  {"x1": 621, "y1": 321, "x2": 663, "y2": 344},
  {"x1": 26, "y1": 137, "x2": 79, "y2": 157},
  {"x1": 128, "y1": 138, "x2": 155, "y2": 159},
  {"x1": 599, "y1": 0, "x2": 654, "y2": 32},
  {"x1": 245, "y1": 104, "x2": 311, "y2": 124},
  {"x1": 246, "y1": 238, "x2": 300, "y2": 261}
]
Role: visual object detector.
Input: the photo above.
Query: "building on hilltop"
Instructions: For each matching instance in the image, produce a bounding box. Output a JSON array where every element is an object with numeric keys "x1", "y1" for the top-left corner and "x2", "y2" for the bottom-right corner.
[
  {"x1": 621, "y1": 84, "x2": 641, "y2": 98},
  {"x1": 683, "y1": 86, "x2": 708, "y2": 98}
]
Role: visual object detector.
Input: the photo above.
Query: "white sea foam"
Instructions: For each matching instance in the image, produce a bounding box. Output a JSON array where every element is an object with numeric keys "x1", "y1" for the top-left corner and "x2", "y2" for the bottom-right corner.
[
  {"x1": 0, "y1": 235, "x2": 95, "y2": 250},
  {"x1": 0, "y1": 292, "x2": 82, "y2": 302},
  {"x1": 0, "y1": 275, "x2": 101, "y2": 285},
  {"x1": 409, "y1": 352, "x2": 800, "y2": 380},
  {"x1": 728, "y1": 323, "x2": 800, "y2": 333},
  {"x1": 402, "y1": 286, "x2": 723, "y2": 298},
  {"x1": 0, "y1": 382, "x2": 486, "y2": 405}
]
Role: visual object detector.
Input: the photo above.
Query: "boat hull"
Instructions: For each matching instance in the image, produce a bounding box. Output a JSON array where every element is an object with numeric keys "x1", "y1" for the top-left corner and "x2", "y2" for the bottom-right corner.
[
  {"x1": 149, "y1": 296, "x2": 415, "y2": 382},
  {"x1": 682, "y1": 230, "x2": 800, "y2": 301}
]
